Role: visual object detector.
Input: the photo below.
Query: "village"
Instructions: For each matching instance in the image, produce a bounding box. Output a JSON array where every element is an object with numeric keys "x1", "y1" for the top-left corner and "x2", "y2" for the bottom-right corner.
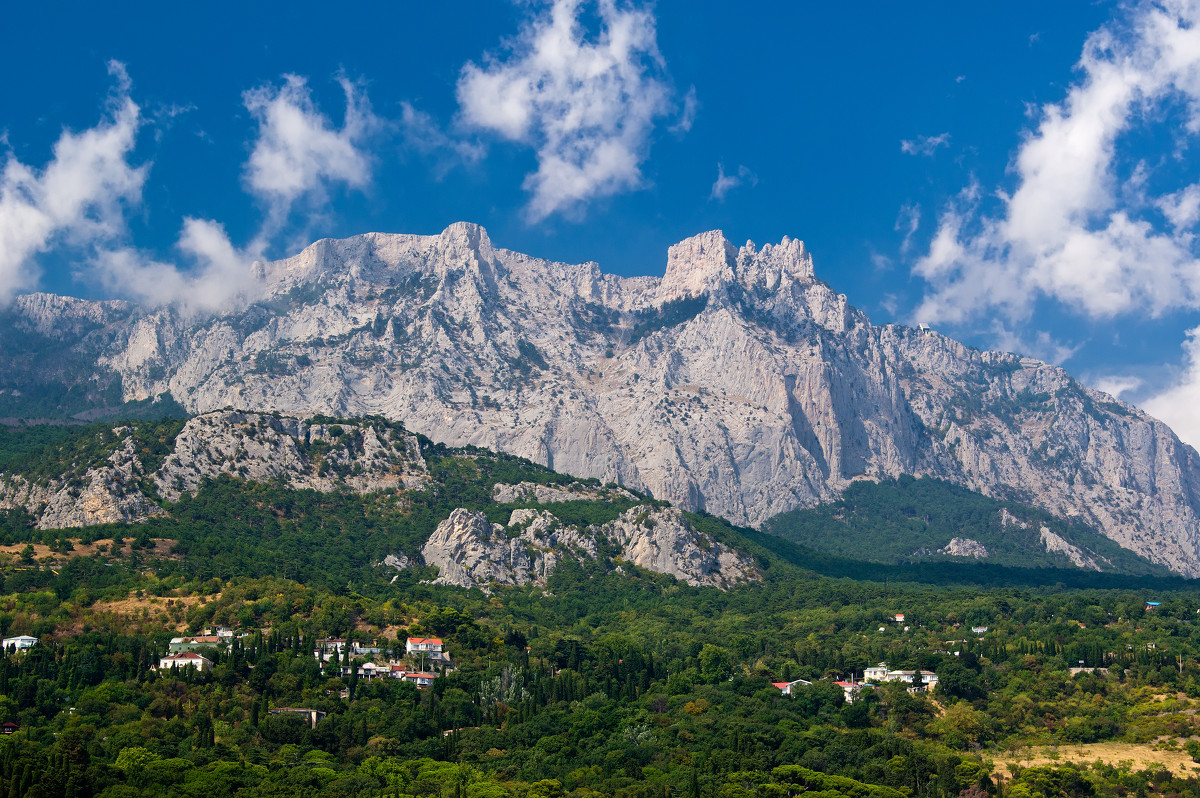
[{"x1": 155, "y1": 627, "x2": 454, "y2": 690}]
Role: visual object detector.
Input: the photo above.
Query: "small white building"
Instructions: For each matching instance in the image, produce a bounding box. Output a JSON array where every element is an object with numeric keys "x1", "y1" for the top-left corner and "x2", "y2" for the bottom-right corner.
[
  {"x1": 835, "y1": 681, "x2": 874, "y2": 703},
  {"x1": 406, "y1": 637, "x2": 451, "y2": 665},
  {"x1": 157, "y1": 653, "x2": 212, "y2": 672},
  {"x1": 358, "y1": 662, "x2": 385, "y2": 679},
  {"x1": 406, "y1": 637, "x2": 443, "y2": 655},
  {"x1": 392, "y1": 670, "x2": 437, "y2": 688},
  {"x1": 1, "y1": 636, "x2": 37, "y2": 653},
  {"x1": 771, "y1": 678, "x2": 812, "y2": 695},
  {"x1": 864, "y1": 663, "x2": 890, "y2": 682},
  {"x1": 919, "y1": 670, "x2": 938, "y2": 686}
]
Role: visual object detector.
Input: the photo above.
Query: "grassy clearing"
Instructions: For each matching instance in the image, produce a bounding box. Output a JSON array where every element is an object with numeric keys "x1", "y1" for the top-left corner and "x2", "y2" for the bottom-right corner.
[
  {"x1": 0, "y1": 537, "x2": 177, "y2": 566},
  {"x1": 994, "y1": 741, "x2": 1200, "y2": 778}
]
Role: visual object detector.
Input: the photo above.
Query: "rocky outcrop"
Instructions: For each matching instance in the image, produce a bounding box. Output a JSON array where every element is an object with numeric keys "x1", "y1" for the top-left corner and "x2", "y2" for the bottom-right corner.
[
  {"x1": 0, "y1": 475, "x2": 53, "y2": 516},
  {"x1": 152, "y1": 411, "x2": 428, "y2": 501},
  {"x1": 604, "y1": 507, "x2": 757, "y2": 588},
  {"x1": 7, "y1": 222, "x2": 1200, "y2": 574},
  {"x1": 937, "y1": 538, "x2": 989, "y2": 559},
  {"x1": 36, "y1": 431, "x2": 165, "y2": 529},
  {"x1": 1040, "y1": 527, "x2": 1102, "y2": 572},
  {"x1": 421, "y1": 505, "x2": 757, "y2": 591},
  {"x1": 0, "y1": 411, "x2": 429, "y2": 530},
  {"x1": 0, "y1": 429, "x2": 165, "y2": 530},
  {"x1": 998, "y1": 507, "x2": 1108, "y2": 571}
]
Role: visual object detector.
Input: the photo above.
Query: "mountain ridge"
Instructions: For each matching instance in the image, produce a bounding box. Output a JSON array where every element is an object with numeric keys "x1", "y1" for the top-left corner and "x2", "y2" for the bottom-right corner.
[{"x1": 5, "y1": 223, "x2": 1200, "y2": 574}]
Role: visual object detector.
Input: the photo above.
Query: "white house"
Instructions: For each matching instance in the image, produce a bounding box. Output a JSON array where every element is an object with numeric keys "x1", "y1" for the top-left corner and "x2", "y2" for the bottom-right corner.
[
  {"x1": 771, "y1": 678, "x2": 812, "y2": 695},
  {"x1": 157, "y1": 653, "x2": 212, "y2": 672},
  {"x1": 406, "y1": 637, "x2": 443, "y2": 655},
  {"x1": 1, "y1": 636, "x2": 37, "y2": 653},
  {"x1": 864, "y1": 663, "x2": 889, "y2": 682},
  {"x1": 314, "y1": 639, "x2": 349, "y2": 662},
  {"x1": 886, "y1": 670, "x2": 917, "y2": 683},
  {"x1": 392, "y1": 670, "x2": 437, "y2": 687},
  {"x1": 406, "y1": 637, "x2": 451, "y2": 666},
  {"x1": 358, "y1": 662, "x2": 385, "y2": 679},
  {"x1": 919, "y1": 670, "x2": 938, "y2": 686}
]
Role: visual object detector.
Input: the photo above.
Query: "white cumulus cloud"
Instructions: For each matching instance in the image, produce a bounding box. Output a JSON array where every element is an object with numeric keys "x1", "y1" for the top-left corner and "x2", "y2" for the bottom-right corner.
[
  {"x1": 1090, "y1": 374, "x2": 1144, "y2": 399},
  {"x1": 86, "y1": 72, "x2": 382, "y2": 315},
  {"x1": 1143, "y1": 325, "x2": 1200, "y2": 448},
  {"x1": 243, "y1": 73, "x2": 381, "y2": 243},
  {"x1": 456, "y1": 0, "x2": 676, "y2": 220},
  {"x1": 92, "y1": 219, "x2": 263, "y2": 316},
  {"x1": 913, "y1": 1, "x2": 1200, "y2": 325},
  {"x1": 0, "y1": 61, "x2": 146, "y2": 304}
]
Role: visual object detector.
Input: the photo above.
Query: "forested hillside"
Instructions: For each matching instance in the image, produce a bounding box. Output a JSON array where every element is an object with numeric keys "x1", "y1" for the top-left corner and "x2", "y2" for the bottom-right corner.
[
  {"x1": 765, "y1": 476, "x2": 1169, "y2": 575},
  {"x1": 1, "y1": 417, "x2": 1200, "y2": 797}
]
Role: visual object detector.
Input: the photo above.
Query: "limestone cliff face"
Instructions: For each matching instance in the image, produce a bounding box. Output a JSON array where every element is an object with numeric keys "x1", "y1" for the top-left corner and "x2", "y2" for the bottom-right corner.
[
  {"x1": 7, "y1": 222, "x2": 1200, "y2": 574},
  {"x1": 420, "y1": 505, "x2": 758, "y2": 591}
]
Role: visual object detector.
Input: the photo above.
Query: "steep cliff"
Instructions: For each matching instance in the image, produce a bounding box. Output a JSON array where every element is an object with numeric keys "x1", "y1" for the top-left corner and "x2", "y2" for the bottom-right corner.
[{"x1": 6, "y1": 223, "x2": 1200, "y2": 574}]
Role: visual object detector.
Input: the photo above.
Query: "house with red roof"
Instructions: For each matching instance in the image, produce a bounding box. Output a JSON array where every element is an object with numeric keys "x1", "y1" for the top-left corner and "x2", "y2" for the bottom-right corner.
[{"x1": 156, "y1": 652, "x2": 212, "y2": 672}]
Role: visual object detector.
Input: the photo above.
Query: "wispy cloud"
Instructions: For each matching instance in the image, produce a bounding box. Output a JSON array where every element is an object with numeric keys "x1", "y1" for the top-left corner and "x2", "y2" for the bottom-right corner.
[
  {"x1": 0, "y1": 61, "x2": 146, "y2": 305},
  {"x1": 912, "y1": 3, "x2": 1200, "y2": 325},
  {"x1": 900, "y1": 132, "x2": 950, "y2": 156},
  {"x1": 895, "y1": 202, "x2": 921, "y2": 254},
  {"x1": 399, "y1": 101, "x2": 485, "y2": 174},
  {"x1": 989, "y1": 322, "x2": 1082, "y2": 366},
  {"x1": 670, "y1": 85, "x2": 698, "y2": 134},
  {"x1": 456, "y1": 0, "x2": 677, "y2": 220},
  {"x1": 709, "y1": 163, "x2": 756, "y2": 201}
]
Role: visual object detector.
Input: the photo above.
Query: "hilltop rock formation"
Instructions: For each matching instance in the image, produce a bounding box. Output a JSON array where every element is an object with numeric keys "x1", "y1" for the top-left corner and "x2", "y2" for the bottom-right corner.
[
  {"x1": 936, "y1": 538, "x2": 989, "y2": 560},
  {"x1": 0, "y1": 412, "x2": 428, "y2": 526},
  {"x1": 5, "y1": 223, "x2": 1200, "y2": 574},
  {"x1": 421, "y1": 505, "x2": 758, "y2": 591}
]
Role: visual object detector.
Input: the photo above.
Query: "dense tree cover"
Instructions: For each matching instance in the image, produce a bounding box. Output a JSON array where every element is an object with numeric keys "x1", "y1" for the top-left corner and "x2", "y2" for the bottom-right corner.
[
  {"x1": 765, "y1": 477, "x2": 1168, "y2": 576},
  {"x1": 0, "y1": 418, "x2": 186, "y2": 485},
  {"x1": 4, "y1": 528, "x2": 1200, "y2": 798},
  {"x1": 3, "y1": 421, "x2": 1200, "y2": 796}
]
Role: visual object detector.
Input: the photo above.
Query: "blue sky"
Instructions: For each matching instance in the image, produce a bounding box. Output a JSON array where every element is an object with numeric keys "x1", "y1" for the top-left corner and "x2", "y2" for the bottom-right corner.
[{"x1": 8, "y1": 1, "x2": 1200, "y2": 444}]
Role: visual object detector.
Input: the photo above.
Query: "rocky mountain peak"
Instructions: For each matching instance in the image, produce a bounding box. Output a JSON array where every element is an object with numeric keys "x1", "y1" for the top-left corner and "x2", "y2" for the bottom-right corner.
[
  {"x1": 426, "y1": 221, "x2": 495, "y2": 276},
  {"x1": 659, "y1": 230, "x2": 737, "y2": 303},
  {"x1": 736, "y1": 235, "x2": 815, "y2": 293},
  {"x1": 657, "y1": 230, "x2": 818, "y2": 306}
]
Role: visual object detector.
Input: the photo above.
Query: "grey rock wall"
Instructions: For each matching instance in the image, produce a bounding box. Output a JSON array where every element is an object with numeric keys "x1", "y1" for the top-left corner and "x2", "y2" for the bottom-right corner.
[{"x1": 7, "y1": 222, "x2": 1200, "y2": 574}]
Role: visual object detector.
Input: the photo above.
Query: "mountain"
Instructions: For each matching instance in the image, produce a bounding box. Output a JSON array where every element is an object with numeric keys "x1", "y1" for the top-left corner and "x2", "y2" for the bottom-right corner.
[{"x1": 4, "y1": 223, "x2": 1200, "y2": 575}]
